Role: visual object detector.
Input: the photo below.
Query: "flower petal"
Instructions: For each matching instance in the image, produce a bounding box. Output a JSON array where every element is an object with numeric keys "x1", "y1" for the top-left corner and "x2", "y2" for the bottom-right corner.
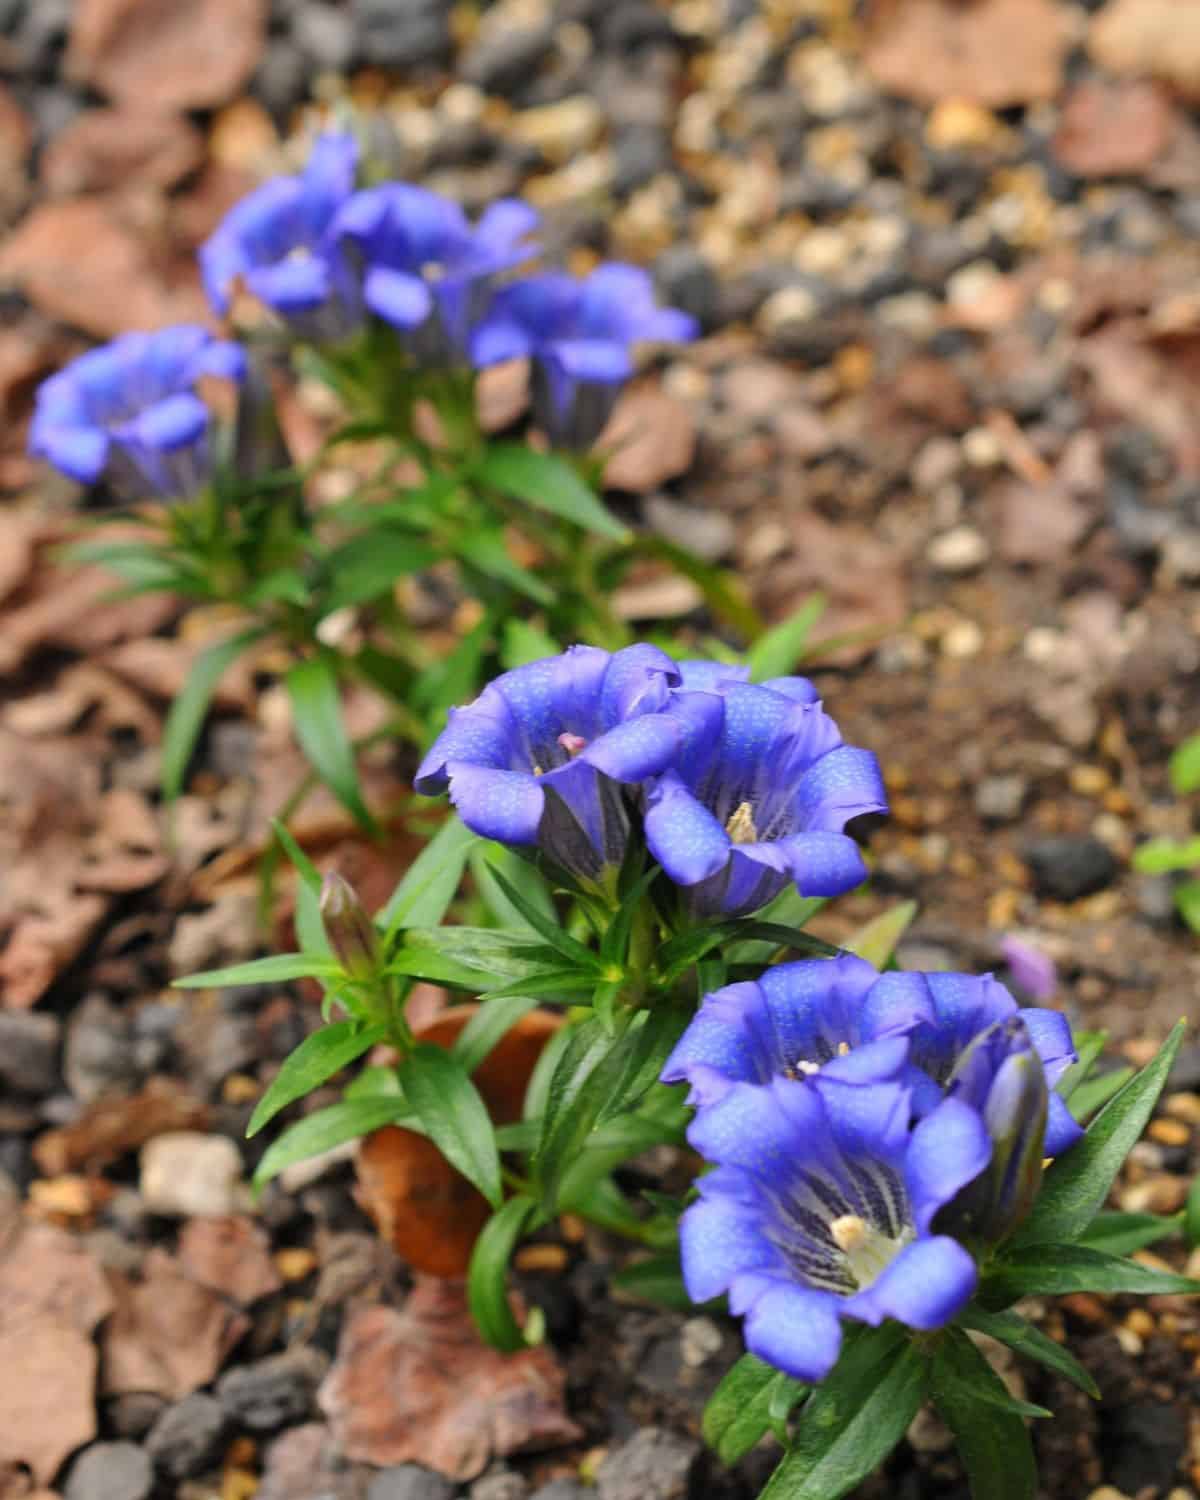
[
  {"x1": 246, "y1": 255, "x2": 333, "y2": 313},
  {"x1": 444, "y1": 762, "x2": 544, "y2": 845},
  {"x1": 1045, "y1": 1091, "x2": 1084, "y2": 1156},
  {"x1": 792, "y1": 744, "x2": 888, "y2": 831},
  {"x1": 645, "y1": 774, "x2": 731, "y2": 886},
  {"x1": 846, "y1": 1236, "x2": 976, "y2": 1331},
  {"x1": 905, "y1": 1096, "x2": 992, "y2": 1234},
  {"x1": 579, "y1": 712, "x2": 680, "y2": 783},
  {"x1": 687, "y1": 1076, "x2": 821, "y2": 1178},
  {"x1": 30, "y1": 422, "x2": 109, "y2": 482},
  {"x1": 733, "y1": 1273, "x2": 844, "y2": 1382},
  {"x1": 778, "y1": 830, "x2": 870, "y2": 898},
  {"x1": 363, "y1": 266, "x2": 433, "y2": 328},
  {"x1": 679, "y1": 1196, "x2": 783, "y2": 1304},
  {"x1": 119, "y1": 392, "x2": 209, "y2": 453},
  {"x1": 1019, "y1": 1006, "x2": 1078, "y2": 1088},
  {"x1": 660, "y1": 981, "x2": 768, "y2": 1087}
]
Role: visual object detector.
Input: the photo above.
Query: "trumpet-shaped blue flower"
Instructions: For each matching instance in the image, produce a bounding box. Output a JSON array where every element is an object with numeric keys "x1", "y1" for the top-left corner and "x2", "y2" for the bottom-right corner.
[
  {"x1": 644, "y1": 678, "x2": 887, "y2": 918},
  {"x1": 681, "y1": 1075, "x2": 987, "y2": 1382},
  {"x1": 29, "y1": 325, "x2": 245, "y2": 499},
  {"x1": 200, "y1": 132, "x2": 360, "y2": 338},
  {"x1": 413, "y1": 644, "x2": 694, "y2": 883},
  {"x1": 661, "y1": 957, "x2": 1082, "y2": 1156},
  {"x1": 469, "y1": 263, "x2": 698, "y2": 448},
  {"x1": 331, "y1": 187, "x2": 538, "y2": 360}
]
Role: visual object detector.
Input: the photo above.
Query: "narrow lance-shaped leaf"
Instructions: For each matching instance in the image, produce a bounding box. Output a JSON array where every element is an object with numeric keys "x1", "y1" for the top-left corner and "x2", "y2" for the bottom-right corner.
[
  {"x1": 174, "y1": 953, "x2": 342, "y2": 989},
  {"x1": 286, "y1": 655, "x2": 375, "y2": 830},
  {"x1": 930, "y1": 1328, "x2": 1039, "y2": 1500},
  {"x1": 397, "y1": 1043, "x2": 503, "y2": 1209},
  {"x1": 1014, "y1": 1021, "x2": 1185, "y2": 1248},
  {"x1": 163, "y1": 628, "x2": 264, "y2": 801},
  {"x1": 703, "y1": 1354, "x2": 807, "y2": 1467},
  {"x1": 759, "y1": 1326, "x2": 925, "y2": 1500},
  {"x1": 247, "y1": 1021, "x2": 388, "y2": 1138},
  {"x1": 468, "y1": 1196, "x2": 538, "y2": 1352},
  {"x1": 379, "y1": 814, "x2": 476, "y2": 936},
  {"x1": 475, "y1": 443, "x2": 630, "y2": 542},
  {"x1": 747, "y1": 594, "x2": 826, "y2": 681},
  {"x1": 844, "y1": 900, "x2": 918, "y2": 971},
  {"x1": 959, "y1": 1307, "x2": 1099, "y2": 1399},
  {"x1": 984, "y1": 1243, "x2": 1200, "y2": 1304},
  {"x1": 253, "y1": 1095, "x2": 412, "y2": 1189}
]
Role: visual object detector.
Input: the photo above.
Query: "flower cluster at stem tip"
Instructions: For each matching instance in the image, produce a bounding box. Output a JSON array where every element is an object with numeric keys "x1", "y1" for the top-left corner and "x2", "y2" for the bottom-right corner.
[
  {"x1": 664, "y1": 954, "x2": 1082, "y2": 1381},
  {"x1": 28, "y1": 129, "x2": 697, "y2": 499},
  {"x1": 413, "y1": 643, "x2": 887, "y2": 914}
]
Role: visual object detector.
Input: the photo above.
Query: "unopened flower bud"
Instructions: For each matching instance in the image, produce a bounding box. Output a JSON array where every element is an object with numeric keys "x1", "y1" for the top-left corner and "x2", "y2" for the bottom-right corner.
[
  {"x1": 940, "y1": 1019, "x2": 1048, "y2": 1244},
  {"x1": 320, "y1": 872, "x2": 380, "y2": 980}
]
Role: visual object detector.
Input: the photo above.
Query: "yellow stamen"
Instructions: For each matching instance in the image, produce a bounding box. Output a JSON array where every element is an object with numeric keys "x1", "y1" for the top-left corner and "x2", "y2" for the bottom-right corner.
[
  {"x1": 725, "y1": 800, "x2": 758, "y2": 844},
  {"x1": 830, "y1": 1214, "x2": 868, "y2": 1253}
]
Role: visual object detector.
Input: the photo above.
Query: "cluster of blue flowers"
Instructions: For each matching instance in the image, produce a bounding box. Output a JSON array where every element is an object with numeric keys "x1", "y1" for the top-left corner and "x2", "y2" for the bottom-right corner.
[
  {"x1": 414, "y1": 643, "x2": 887, "y2": 916},
  {"x1": 417, "y1": 642, "x2": 1085, "y2": 1385},
  {"x1": 665, "y1": 956, "x2": 1081, "y2": 1382},
  {"x1": 30, "y1": 129, "x2": 696, "y2": 499}
]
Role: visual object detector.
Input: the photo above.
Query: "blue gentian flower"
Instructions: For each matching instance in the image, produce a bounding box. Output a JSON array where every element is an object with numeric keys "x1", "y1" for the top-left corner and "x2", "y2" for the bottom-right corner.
[
  {"x1": 200, "y1": 131, "x2": 360, "y2": 338},
  {"x1": 413, "y1": 644, "x2": 699, "y2": 885},
  {"x1": 661, "y1": 957, "x2": 1082, "y2": 1156},
  {"x1": 469, "y1": 263, "x2": 699, "y2": 448},
  {"x1": 681, "y1": 1074, "x2": 987, "y2": 1382},
  {"x1": 331, "y1": 187, "x2": 538, "y2": 361},
  {"x1": 29, "y1": 325, "x2": 246, "y2": 499},
  {"x1": 644, "y1": 677, "x2": 887, "y2": 918}
]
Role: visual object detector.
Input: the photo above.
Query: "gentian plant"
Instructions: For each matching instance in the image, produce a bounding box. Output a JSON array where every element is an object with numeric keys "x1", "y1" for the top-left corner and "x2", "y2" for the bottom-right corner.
[
  {"x1": 30, "y1": 128, "x2": 708, "y2": 828},
  {"x1": 178, "y1": 643, "x2": 1196, "y2": 1500}
]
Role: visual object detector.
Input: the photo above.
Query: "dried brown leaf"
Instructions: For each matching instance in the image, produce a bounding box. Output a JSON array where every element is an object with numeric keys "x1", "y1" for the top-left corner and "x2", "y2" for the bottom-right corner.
[
  {"x1": 177, "y1": 1216, "x2": 283, "y2": 1307},
  {"x1": 319, "y1": 1280, "x2": 581, "y2": 1480},
  {"x1": 101, "y1": 1247, "x2": 249, "y2": 1401},
  {"x1": 33, "y1": 1078, "x2": 209, "y2": 1177}
]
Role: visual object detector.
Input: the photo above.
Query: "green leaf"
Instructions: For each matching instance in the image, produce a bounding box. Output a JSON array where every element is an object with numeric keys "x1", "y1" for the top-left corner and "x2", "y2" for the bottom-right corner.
[
  {"x1": 452, "y1": 994, "x2": 541, "y2": 1077},
  {"x1": 397, "y1": 1043, "x2": 503, "y2": 1208},
  {"x1": 387, "y1": 926, "x2": 556, "y2": 990},
  {"x1": 247, "y1": 1021, "x2": 388, "y2": 1138},
  {"x1": 985, "y1": 1244, "x2": 1200, "y2": 1303},
  {"x1": 485, "y1": 866, "x2": 600, "y2": 971},
  {"x1": 633, "y1": 533, "x2": 763, "y2": 641},
  {"x1": 470, "y1": 844, "x2": 557, "y2": 934},
  {"x1": 1188, "y1": 1175, "x2": 1200, "y2": 1248},
  {"x1": 1132, "y1": 836, "x2": 1200, "y2": 875},
  {"x1": 271, "y1": 819, "x2": 331, "y2": 959},
  {"x1": 844, "y1": 900, "x2": 918, "y2": 971},
  {"x1": 1176, "y1": 878, "x2": 1200, "y2": 934},
  {"x1": 704, "y1": 1354, "x2": 804, "y2": 1465},
  {"x1": 1067, "y1": 1065, "x2": 1136, "y2": 1122},
  {"x1": 959, "y1": 1307, "x2": 1099, "y2": 1400},
  {"x1": 319, "y1": 530, "x2": 438, "y2": 614},
  {"x1": 594, "y1": 1006, "x2": 690, "y2": 1126},
  {"x1": 1014, "y1": 1021, "x2": 1185, "y2": 1248},
  {"x1": 162, "y1": 628, "x2": 264, "y2": 801},
  {"x1": 379, "y1": 815, "x2": 476, "y2": 936},
  {"x1": 174, "y1": 953, "x2": 342, "y2": 989},
  {"x1": 1169, "y1": 732, "x2": 1200, "y2": 796},
  {"x1": 747, "y1": 595, "x2": 827, "y2": 681},
  {"x1": 725, "y1": 887, "x2": 826, "y2": 966},
  {"x1": 468, "y1": 1195, "x2": 537, "y2": 1352},
  {"x1": 500, "y1": 619, "x2": 560, "y2": 669},
  {"x1": 475, "y1": 443, "x2": 629, "y2": 542},
  {"x1": 253, "y1": 1095, "x2": 410, "y2": 1188},
  {"x1": 930, "y1": 1329, "x2": 1038, "y2": 1500},
  {"x1": 1078, "y1": 1209, "x2": 1183, "y2": 1257},
  {"x1": 760, "y1": 1326, "x2": 925, "y2": 1500},
  {"x1": 286, "y1": 656, "x2": 374, "y2": 829},
  {"x1": 455, "y1": 526, "x2": 555, "y2": 606},
  {"x1": 532, "y1": 1016, "x2": 614, "y2": 1201}
]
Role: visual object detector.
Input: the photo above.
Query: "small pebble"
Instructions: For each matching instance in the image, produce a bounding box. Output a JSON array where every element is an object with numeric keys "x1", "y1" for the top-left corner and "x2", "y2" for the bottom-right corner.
[
  {"x1": 679, "y1": 1316, "x2": 724, "y2": 1368},
  {"x1": 64, "y1": 1442, "x2": 153, "y2": 1500},
  {"x1": 145, "y1": 1393, "x2": 226, "y2": 1480},
  {"x1": 927, "y1": 525, "x2": 989, "y2": 574},
  {"x1": 367, "y1": 1465, "x2": 458, "y2": 1500},
  {"x1": 974, "y1": 774, "x2": 1028, "y2": 824},
  {"x1": 596, "y1": 1429, "x2": 700, "y2": 1500},
  {"x1": 139, "y1": 1132, "x2": 244, "y2": 1218}
]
